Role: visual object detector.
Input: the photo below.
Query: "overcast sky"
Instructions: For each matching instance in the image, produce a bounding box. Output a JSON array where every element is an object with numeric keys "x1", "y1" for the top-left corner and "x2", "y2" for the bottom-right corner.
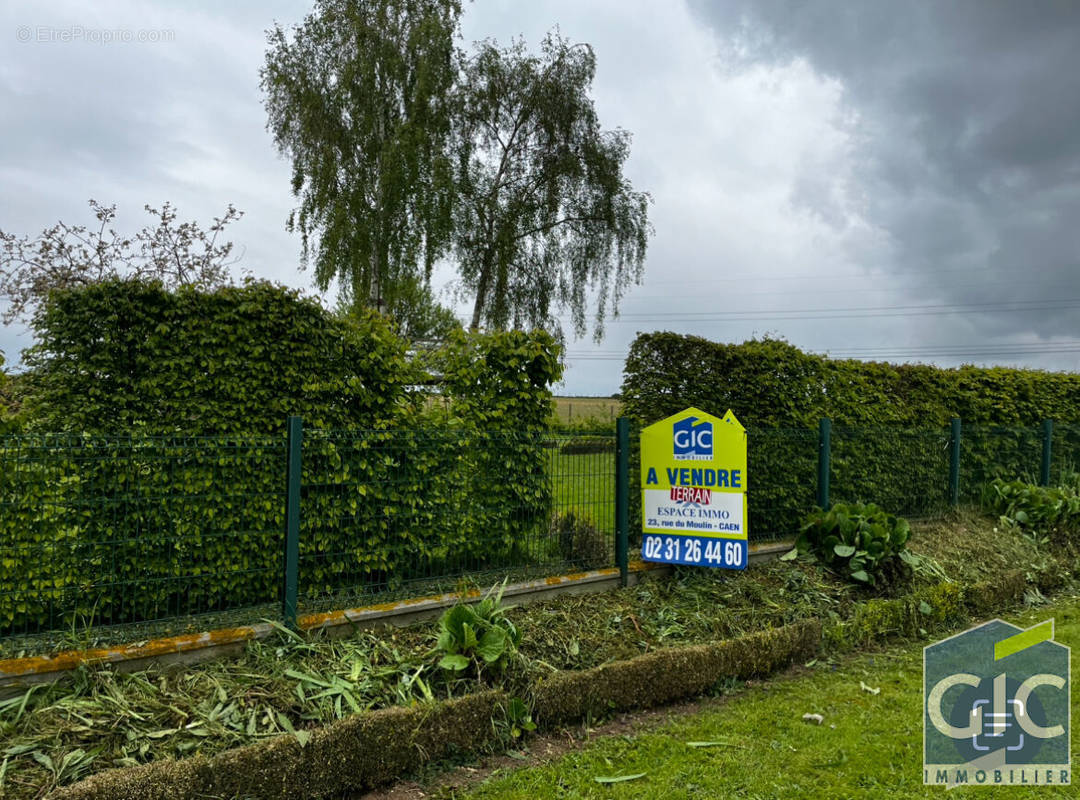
[{"x1": 2, "y1": 0, "x2": 1078, "y2": 395}]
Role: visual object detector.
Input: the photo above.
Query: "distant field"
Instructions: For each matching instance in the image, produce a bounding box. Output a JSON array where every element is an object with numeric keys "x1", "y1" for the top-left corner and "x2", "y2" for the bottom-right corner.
[{"x1": 553, "y1": 396, "x2": 622, "y2": 423}]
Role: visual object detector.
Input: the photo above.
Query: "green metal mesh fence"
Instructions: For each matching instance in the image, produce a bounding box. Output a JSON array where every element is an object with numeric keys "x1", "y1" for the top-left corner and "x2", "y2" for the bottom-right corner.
[
  {"x1": 0, "y1": 419, "x2": 1070, "y2": 643},
  {"x1": 0, "y1": 429, "x2": 616, "y2": 642},
  {"x1": 1051, "y1": 424, "x2": 1080, "y2": 485},
  {"x1": 294, "y1": 429, "x2": 615, "y2": 613},
  {"x1": 831, "y1": 426, "x2": 952, "y2": 519},
  {"x1": 747, "y1": 428, "x2": 819, "y2": 542},
  {"x1": 960, "y1": 426, "x2": 1045, "y2": 504},
  {"x1": 0, "y1": 434, "x2": 284, "y2": 640}
]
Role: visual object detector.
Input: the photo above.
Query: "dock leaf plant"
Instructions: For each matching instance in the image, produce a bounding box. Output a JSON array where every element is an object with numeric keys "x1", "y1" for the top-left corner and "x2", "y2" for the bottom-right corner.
[{"x1": 792, "y1": 502, "x2": 914, "y2": 586}]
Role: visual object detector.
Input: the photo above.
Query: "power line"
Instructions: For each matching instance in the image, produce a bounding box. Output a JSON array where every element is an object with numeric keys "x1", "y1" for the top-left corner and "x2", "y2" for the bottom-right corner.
[
  {"x1": 822, "y1": 343, "x2": 1080, "y2": 356},
  {"x1": 555, "y1": 297, "x2": 1080, "y2": 323},
  {"x1": 564, "y1": 342, "x2": 1080, "y2": 362},
  {"x1": 622, "y1": 273, "x2": 1074, "y2": 300},
  {"x1": 639, "y1": 263, "x2": 1070, "y2": 285},
  {"x1": 615, "y1": 297, "x2": 1080, "y2": 317}
]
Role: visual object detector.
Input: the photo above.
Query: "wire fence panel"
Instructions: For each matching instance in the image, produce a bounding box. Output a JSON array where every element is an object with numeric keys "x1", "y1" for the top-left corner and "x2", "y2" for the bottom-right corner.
[
  {"x1": 0, "y1": 434, "x2": 284, "y2": 640},
  {"x1": 0, "y1": 419, "x2": 1071, "y2": 644},
  {"x1": 748, "y1": 428, "x2": 819, "y2": 542},
  {"x1": 961, "y1": 426, "x2": 1044, "y2": 504},
  {"x1": 831, "y1": 426, "x2": 951, "y2": 520},
  {"x1": 1052, "y1": 424, "x2": 1080, "y2": 485},
  {"x1": 294, "y1": 429, "x2": 616, "y2": 613}
]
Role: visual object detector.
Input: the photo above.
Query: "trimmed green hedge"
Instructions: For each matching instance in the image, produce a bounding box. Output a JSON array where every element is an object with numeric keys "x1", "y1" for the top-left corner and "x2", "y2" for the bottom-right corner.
[
  {"x1": 23, "y1": 279, "x2": 408, "y2": 435},
  {"x1": 532, "y1": 619, "x2": 821, "y2": 727},
  {"x1": 51, "y1": 620, "x2": 820, "y2": 800},
  {"x1": 621, "y1": 334, "x2": 1080, "y2": 537},
  {"x1": 0, "y1": 434, "x2": 286, "y2": 632},
  {"x1": 5, "y1": 280, "x2": 404, "y2": 632},
  {"x1": 0, "y1": 355, "x2": 20, "y2": 434},
  {"x1": 622, "y1": 334, "x2": 1080, "y2": 429},
  {"x1": 51, "y1": 690, "x2": 506, "y2": 800},
  {"x1": 1, "y1": 283, "x2": 564, "y2": 635},
  {"x1": 433, "y1": 329, "x2": 563, "y2": 566}
]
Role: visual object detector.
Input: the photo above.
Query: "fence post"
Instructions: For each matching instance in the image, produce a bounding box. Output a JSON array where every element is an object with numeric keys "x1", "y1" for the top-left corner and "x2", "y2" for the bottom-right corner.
[
  {"x1": 283, "y1": 416, "x2": 303, "y2": 628},
  {"x1": 615, "y1": 417, "x2": 630, "y2": 587},
  {"x1": 1041, "y1": 419, "x2": 1053, "y2": 487},
  {"x1": 817, "y1": 418, "x2": 831, "y2": 510},
  {"x1": 949, "y1": 418, "x2": 961, "y2": 507}
]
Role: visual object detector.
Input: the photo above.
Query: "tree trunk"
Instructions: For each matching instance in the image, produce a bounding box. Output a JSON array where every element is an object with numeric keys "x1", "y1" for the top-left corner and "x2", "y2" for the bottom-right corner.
[
  {"x1": 370, "y1": 248, "x2": 382, "y2": 311},
  {"x1": 469, "y1": 274, "x2": 486, "y2": 331},
  {"x1": 469, "y1": 253, "x2": 493, "y2": 331}
]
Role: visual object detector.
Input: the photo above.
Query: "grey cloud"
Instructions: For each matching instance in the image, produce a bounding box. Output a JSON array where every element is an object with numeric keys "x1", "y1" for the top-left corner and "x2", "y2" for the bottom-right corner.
[
  {"x1": 4, "y1": 0, "x2": 1079, "y2": 392},
  {"x1": 690, "y1": 0, "x2": 1080, "y2": 346},
  {"x1": 0, "y1": 2, "x2": 309, "y2": 366}
]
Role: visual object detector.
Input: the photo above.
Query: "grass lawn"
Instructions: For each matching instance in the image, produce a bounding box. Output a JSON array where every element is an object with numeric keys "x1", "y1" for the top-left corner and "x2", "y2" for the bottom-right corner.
[{"x1": 461, "y1": 594, "x2": 1080, "y2": 799}]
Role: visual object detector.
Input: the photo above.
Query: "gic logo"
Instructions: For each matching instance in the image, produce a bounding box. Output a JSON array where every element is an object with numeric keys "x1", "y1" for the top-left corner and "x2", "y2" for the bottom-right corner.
[
  {"x1": 673, "y1": 416, "x2": 712, "y2": 461},
  {"x1": 924, "y1": 618, "x2": 1070, "y2": 787}
]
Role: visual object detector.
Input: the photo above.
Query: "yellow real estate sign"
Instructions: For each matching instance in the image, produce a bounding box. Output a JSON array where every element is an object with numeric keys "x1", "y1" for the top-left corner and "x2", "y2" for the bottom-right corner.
[{"x1": 639, "y1": 407, "x2": 748, "y2": 569}]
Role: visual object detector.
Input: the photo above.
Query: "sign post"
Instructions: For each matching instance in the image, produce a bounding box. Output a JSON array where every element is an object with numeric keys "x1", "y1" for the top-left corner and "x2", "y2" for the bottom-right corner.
[{"x1": 640, "y1": 407, "x2": 748, "y2": 569}]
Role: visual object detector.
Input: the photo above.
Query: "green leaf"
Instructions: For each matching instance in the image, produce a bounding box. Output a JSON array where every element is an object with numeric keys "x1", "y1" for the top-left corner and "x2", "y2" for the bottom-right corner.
[
  {"x1": 779, "y1": 548, "x2": 799, "y2": 561},
  {"x1": 833, "y1": 544, "x2": 856, "y2": 558},
  {"x1": 506, "y1": 697, "x2": 529, "y2": 721},
  {"x1": 435, "y1": 628, "x2": 456, "y2": 654},
  {"x1": 594, "y1": 773, "x2": 647, "y2": 784},
  {"x1": 462, "y1": 621, "x2": 478, "y2": 651},
  {"x1": 275, "y1": 712, "x2": 311, "y2": 747},
  {"x1": 919, "y1": 600, "x2": 933, "y2": 615},
  {"x1": 285, "y1": 669, "x2": 333, "y2": 688},
  {"x1": 850, "y1": 570, "x2": 870, "y2": 583},
  {"x1": 686, "y1": 740, "x2": 746, "y2": 749},
  {"x1": 476, "y1": 626, "x2": 509, "y2": 664},
  {"x1": 438, "y1": 654, "x2": 469, "y2": 671},
  {"x1": 440, "y1": 604, "x2": 478, "y2": 647},
  {"x1": 891, "y1": 519, "x2": 911, "y2": 546}
]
